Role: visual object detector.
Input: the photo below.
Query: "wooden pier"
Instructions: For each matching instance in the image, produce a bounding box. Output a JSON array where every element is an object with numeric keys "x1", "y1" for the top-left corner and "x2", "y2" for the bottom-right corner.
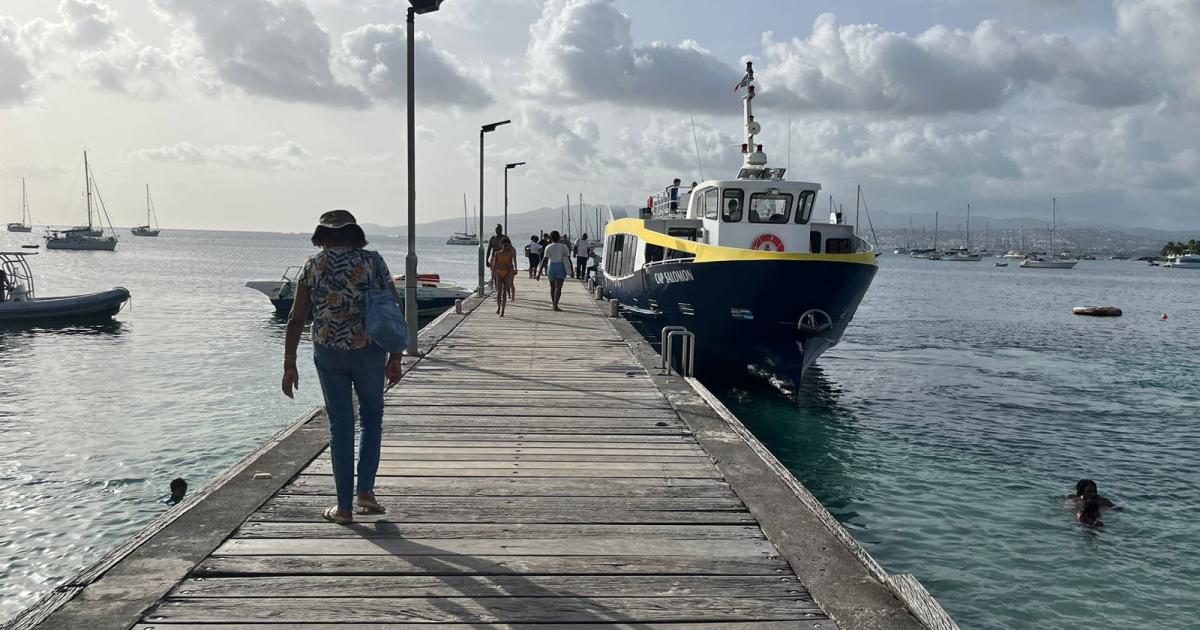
[{"x1": 9, "y1": 275, "x2": 953, "y2": 630}]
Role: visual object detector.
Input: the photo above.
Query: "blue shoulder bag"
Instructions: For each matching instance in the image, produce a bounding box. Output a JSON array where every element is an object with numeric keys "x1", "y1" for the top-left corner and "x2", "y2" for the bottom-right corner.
[{"x1": 365, "y1": 251, "x2": 408, "y2": 353}]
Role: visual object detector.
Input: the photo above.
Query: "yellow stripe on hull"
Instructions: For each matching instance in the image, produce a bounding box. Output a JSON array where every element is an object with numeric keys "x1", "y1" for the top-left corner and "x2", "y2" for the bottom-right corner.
[{"x1": 605, "y1": 218, "x2": 877, "y2": 266}]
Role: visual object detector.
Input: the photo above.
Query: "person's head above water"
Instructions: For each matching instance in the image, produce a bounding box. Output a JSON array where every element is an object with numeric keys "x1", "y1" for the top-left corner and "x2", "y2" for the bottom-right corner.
[
  {"x1": 1075, "y1": 479, "x2": 1098, "y2": 499},
  {"x1": 170, "y1": 477, "x2": 187, "y2": 499},
  {"x1": 311, "y1": 209, "x2": 367, "y2": 248}
]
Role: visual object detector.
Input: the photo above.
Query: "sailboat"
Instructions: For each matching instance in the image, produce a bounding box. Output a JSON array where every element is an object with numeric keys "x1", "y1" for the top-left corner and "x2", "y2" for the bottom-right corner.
[
  {"x1": 1020, "y1": 198, "x2": 1076, "y2": 269},
  {"x1": 943, "y1": 203, "x2": 982, "y2": 261},
  {"x1": 910, "y1": 211, "x2": 941, "y2": 259},
  {"x1": 446, "y1": 194, "x2": 478, "y2": 245},
  {"x1": 7, "y1": 179, "x2": 33, "y2": 232},
  {"x1": 45, "y1": 152, "x2": 118, "y2": 251},
  {"x1": 131, "y1": 185, "x2": 161, "y2": 236}
]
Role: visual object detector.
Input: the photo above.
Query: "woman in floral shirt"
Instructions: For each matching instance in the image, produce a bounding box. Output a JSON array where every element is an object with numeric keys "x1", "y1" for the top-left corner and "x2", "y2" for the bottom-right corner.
[{"x1": 282, "y1": 210, "x2": 403, "y2": 524}]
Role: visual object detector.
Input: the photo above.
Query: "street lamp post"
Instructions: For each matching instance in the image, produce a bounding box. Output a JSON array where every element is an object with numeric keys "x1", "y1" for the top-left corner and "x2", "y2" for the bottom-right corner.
[
  {"x1": 404, "y1": 0, "x2": 442, "y2": 356},
  {"x1": 503, "y1": 161, "x2": 526, "y2": 235},
  {"x1": 477, "y1": 119, "x2": 511, "y2": 296}
]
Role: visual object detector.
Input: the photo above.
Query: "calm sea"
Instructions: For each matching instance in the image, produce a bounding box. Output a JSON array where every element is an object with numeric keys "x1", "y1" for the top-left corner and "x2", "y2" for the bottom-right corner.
[{"x1": 1, "y1": 230, "x2": 1197, "y2": 629}]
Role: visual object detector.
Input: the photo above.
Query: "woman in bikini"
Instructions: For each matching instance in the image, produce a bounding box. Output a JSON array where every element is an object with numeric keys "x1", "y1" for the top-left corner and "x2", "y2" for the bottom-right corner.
[{"x1": 492, "y1": 236, "x2": 517, "y2": 316}]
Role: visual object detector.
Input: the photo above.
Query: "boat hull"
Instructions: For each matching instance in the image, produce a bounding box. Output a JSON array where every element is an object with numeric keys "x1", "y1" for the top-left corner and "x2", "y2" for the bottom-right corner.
[
  {"x1": 132, "y1": 228, "x2": 160, "y2": 237},
  {"x1": 1019, "y1": 259, "x2": 1077, "y2": 269},
  {"x1": 45, "y1": 237, "x2": 117, "y2": 251},
  {"x1": 7, "y1": 224, "x2": 32, "y2": 233},
  {"x1": 0, "y1": 288, "x2": 130, "y2": 323},
  {"x1": 603, "y1": 258, "x2": 877, "y2": 383}
]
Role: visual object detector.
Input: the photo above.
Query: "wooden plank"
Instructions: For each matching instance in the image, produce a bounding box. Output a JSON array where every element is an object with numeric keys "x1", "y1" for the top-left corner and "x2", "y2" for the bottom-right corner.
[
  {"x1": 234, "y1": 523, "x2": 766, "y2": 540},
  {"x1": 369, "y1": 452, "x2": 708, "y2": 463},
  {"x1": 194, "y1": 554, "x2": 795, "y2": 577},
  {"x1": 375, "y1": 446, "x2": 708, "y2": 456},
  {"x1": 171, "y1": 575, "x2": 804, "y2": 598},
  {"x1": 372, "y1": 433, "x2": 698, "y2": 443},
  {"x1": 371, "y1": 439, "x2": 703, "y2": 450},
  {"x1": 246, "y1": 506, "x2": 756, "y2": 525},
  {"x1": 308, "y1": 460, "x2": 715, "y2": 472},
  {"x1": 260, "y1": 495, "x2": 746, "y2": 511},
  {"x1": 144, "y1": 596, "x2": 825, "y2": 624},
  {"x1": 213, "y1": 537, "x2": 778, "y2": 557},
  {"x1": 301, "y1": 466, "x2": 723, "y2": 479},
  {"x1": 283, "y1": 475, "x2": 735, "y2": 498},
  {"x1": 132, "y1": 622, "x2": 809, "y2": 630}
]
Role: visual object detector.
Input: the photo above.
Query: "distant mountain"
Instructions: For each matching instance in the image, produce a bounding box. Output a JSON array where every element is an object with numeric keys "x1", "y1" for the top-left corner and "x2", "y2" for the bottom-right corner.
[{"x1": 362, "y1": 203, "x2": 634, "y2": 241}]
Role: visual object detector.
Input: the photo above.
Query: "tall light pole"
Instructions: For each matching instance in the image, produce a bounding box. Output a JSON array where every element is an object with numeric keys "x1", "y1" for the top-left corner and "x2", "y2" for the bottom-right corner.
[
  {"x1": 478, "y1": 119, "x2": 511, "y2": 296},
  {"x1": 504, "y1": 161, "x2": 526, "y2": 235},
  {"x1": 404, "y1": 0, "x2": 442, "y2": 355}
]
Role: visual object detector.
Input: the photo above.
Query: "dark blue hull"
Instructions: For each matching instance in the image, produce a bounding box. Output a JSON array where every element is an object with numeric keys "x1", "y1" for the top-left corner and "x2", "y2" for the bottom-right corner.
[{"x1": 602, "y1": 259, "x2": 876, "y2": 383}]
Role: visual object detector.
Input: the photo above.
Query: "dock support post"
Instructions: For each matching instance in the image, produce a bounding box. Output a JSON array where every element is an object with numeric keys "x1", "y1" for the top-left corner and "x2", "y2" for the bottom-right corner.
[
  {"x1": 608, "y1": 299, "x2": 619, "y2": 317},
  {"x1": 454, "y1": 299, "x2": 463, "y2": 314}
]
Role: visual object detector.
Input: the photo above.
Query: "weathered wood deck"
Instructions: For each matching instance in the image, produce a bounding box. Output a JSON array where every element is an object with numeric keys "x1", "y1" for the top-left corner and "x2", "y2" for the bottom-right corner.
[{"x1": 12, "y1": 274, "x2": 952, "y2": 630}]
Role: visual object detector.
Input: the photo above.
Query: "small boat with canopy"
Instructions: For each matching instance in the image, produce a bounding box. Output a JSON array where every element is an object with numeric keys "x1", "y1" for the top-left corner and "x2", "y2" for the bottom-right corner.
[{"x1": 0, "y1": 251, "x2": 130, "y2": 323}]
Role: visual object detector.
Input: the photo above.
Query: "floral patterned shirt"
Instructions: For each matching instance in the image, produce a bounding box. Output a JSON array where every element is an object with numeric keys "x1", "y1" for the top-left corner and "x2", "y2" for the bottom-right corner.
[{"x1": 298, "y1": 248, "x2": 390, "y2": 349}]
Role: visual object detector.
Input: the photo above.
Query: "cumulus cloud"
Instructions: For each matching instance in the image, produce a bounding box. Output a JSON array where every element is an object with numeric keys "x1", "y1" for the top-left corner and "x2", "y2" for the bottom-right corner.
[
  {"x1": 128, "y1": 140, "x2": 313, "y2": 171},
  {"x1": 520, "y1": 0, "x2": 739, "y2": 113},
  {"x1": 757, "y1": 13, "x2": 1157, "y2": 115},
  {"x1": 152, "y1": 0, "x2": 367, "y2": 108},
  {"x1": 339, "y1": 24, "x2": 492, "y2": 109},
  {"x1": 0, "y1": 17, "x2": 36, "y2": 105}
]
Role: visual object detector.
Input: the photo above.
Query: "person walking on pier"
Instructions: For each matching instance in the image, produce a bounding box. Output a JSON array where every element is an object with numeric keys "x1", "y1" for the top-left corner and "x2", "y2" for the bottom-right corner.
[
  {"x1": 538, "y1": 231, "x2": 574, "y2": 311},
  {"x1": 526, "y1": 235, "x2": 543, "y2": 279},
  {"x1": 493, "y1": 237, "x2": 517, "y2": 316},
  {"x1": 281, "y1": 210, "x2": 403, "y2": 525},
  {"x1": 574, "y1": 233, "x2": 591, "y2": 280}
]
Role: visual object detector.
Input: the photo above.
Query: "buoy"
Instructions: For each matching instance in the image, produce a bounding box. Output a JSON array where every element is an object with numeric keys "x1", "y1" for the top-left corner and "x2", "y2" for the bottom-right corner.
[{"x1": 1161, "y1": 313, "x2": 1168, "y2": 320}]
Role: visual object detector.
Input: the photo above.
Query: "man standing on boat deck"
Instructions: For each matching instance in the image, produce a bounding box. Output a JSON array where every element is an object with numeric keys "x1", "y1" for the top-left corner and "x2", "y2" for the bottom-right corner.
[
  {"x1": 669, "y1": 178, "x2": 681, "y2": 211},
  {"x1": 574, "y1": 233, "x2": 591, "y2": 280}
]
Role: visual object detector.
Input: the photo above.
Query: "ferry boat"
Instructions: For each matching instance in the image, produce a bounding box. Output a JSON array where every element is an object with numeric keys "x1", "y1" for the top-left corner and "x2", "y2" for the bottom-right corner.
[{"x1": 598, "y1": 62, "x2": 876, "y2": 384}]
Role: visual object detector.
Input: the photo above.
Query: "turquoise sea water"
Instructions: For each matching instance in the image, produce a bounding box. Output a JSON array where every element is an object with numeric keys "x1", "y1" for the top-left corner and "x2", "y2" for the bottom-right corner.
[{"x1": 1, "y1": 230, "x2": 1197, "y2": 628}]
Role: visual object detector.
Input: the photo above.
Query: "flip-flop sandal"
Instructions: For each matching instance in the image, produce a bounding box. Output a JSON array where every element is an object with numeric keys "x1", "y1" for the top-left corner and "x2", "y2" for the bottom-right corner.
[
  {"x1": 356, "y1": 497, "x2": 387, "y2": 514},
  {"x1": 322, "y1": 506, "x2": 353, "y2": 525}
]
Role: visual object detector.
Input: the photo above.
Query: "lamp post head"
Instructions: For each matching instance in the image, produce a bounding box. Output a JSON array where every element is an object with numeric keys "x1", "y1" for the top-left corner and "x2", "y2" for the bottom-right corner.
[
  {"x1": 408, "y1": 0, "x2": 443, "y2": 14},
  {"x1": 481, "y1": 119, "x2": 511, "y2": 133},
  {"x1": 505, "y1": 161, "x2": 526, "y2": 170}
]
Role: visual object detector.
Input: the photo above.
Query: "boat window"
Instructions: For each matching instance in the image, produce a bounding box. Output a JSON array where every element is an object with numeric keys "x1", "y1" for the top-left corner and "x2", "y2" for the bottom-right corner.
[
  {"x1": 606, "y1": 234, "x2": 624, "y2": 275},
  {"x1": 809, "y1": 231, "x2": 822, "y2": 253},
  {"x1": 703, "y1": 188, "x2": 719, "y2": 220},
  {"x1": 748, "y1": 193, "x2": 792, "y2": 223},
  {"x1": 826, "y1": 238, "x2": 852, "y2": 254},
  {"x1": 722, "y1": 189, "x2": 744, "y2": 222},
  {"x1": 667, "y1": 227, "x2": 699, "y2": 241},
  {"x1": 646, "y1": 243, "x2": 664, "y2": 264},
  {"x1": 666, "y1": 248, "x2": 694, "y2": 260},
  {"x1": 623, "y1": 236, "x2": 639, "y2": 275},
  {"x1": 794, "y1": 190, "x2": 816, "y2": 224}
]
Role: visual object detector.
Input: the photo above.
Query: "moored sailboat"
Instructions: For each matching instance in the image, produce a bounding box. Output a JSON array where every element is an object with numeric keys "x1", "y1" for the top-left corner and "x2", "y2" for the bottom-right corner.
[
  {"x1": 1020, "y1": 198, "x2": 1076, "y2": 269},
  {"x1": 446, "y1": 195, "x2": 479, "y2": 245},
  {"x1": 46, "y1": 152, "x2": 118, "y2": 251},
  {"x1": 7, "y1": 179, "x2": 33, "y2": 232},
  {"x1": 131, "y1": 185, "x2": 161, "y2": 236}
]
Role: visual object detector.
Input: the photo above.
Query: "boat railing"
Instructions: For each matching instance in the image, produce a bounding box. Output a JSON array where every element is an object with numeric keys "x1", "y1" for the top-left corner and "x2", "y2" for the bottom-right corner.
[
  {"x1": 853, "y1": 234, "x2": 875, "y2": 254},
  {"x1": 649, "y1": 186, "x2": 689, "y2": 217},
  {"x1": 0, "y1": 252, "x2": 37, "y2": 299}
]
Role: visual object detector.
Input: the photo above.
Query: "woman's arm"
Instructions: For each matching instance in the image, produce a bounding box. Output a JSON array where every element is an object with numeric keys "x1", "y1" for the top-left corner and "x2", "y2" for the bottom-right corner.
[{"x1": 282, "y1": 282, "x2": 312, "y2": 398}]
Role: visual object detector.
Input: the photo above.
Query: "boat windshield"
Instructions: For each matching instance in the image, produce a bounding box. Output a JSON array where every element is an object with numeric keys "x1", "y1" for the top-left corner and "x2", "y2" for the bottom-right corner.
[{"x1": 748, "y1": 193, "x2": 792, "y2": 224}]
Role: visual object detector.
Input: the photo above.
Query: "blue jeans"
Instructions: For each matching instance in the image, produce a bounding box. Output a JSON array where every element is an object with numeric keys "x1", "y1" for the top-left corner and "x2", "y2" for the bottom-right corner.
[{"x1": 313, "y1": 342, "x2": 386, "y2": 512}]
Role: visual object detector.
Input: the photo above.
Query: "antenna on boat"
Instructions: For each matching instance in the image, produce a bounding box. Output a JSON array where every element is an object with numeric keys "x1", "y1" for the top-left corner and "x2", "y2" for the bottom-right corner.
[
  {"x1": 688, "y1": 105, "x2": 705, "y2": 181},
  {"x1": 734, "y1": 61, "x2": 774, "y2": 180}
]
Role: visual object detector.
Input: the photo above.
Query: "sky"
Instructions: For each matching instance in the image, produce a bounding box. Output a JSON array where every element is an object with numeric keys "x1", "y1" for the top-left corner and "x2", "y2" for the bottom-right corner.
[{"x1": 1, "y1": 0, "x2": 1198, "y2": 232}]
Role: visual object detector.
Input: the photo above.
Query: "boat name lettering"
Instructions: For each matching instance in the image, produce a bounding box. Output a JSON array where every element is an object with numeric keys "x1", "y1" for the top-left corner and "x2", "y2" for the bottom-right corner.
[{"x1": 652, "y1": 269, "x2": 694, "y2": 285}]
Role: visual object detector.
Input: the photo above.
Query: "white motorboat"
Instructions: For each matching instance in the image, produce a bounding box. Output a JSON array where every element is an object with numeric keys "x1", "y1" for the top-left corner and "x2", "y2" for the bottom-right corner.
[
  {"x1": 0, "y1": 251, "x2": 129, "y2": 322},
  {"x1": 131, "y1": 185, "x2": 161, "y2": 237},
  {"x1": 6, "y1": 178, "x2": 33, "y2": 232},
  {"x1": 1002, "y1": 251, "x2": 1025, "y2": 259},
  {"x1": 1165, "y1": 253, "x2": 1200, "y2": 269},
  {"x1": 943, "y1": 248, "x2": 982, "y2": 261},
  {"x1": 46, "y1": 152, "x2": 118, "y2": 251},
  {"x1": 246, "y1": 268, "x2": 470, "y2": 317}
]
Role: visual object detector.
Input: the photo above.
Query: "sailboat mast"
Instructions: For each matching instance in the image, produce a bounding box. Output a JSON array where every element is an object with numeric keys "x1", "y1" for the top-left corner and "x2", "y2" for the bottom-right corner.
[
  {"x1": 934, "y1": 211, "x2": 939, "y2": 251},
  {"x1": 1051, "y1": 197, "x2": 1056, "y2": 253},
  {"x1": 84, "y1": 151, "x2": 93, "y2": 230},
  {"x1": 146, "y1": 184, "x2": 151, "y2": 226},
  {"x1": 966, "y1": 203, "x2": 971, "y2": 249},
  {"x1": 579, "y1": 193, "x2": 583, "y2": 236},
  {"x1": 854, "y1": 185, "x2": 861, "y2": 235},
  {"x1": 21, "y1": 177, "x2": 28, "y2": 225},
  {"x1": 462, "y1": 194, "x2": 469, "y2": 233}
]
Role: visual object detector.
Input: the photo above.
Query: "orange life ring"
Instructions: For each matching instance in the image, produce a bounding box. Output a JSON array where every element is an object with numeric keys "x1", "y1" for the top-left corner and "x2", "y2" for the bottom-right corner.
[{"x1": 751, "y1": 234, "x2": 785, "y2": 252}]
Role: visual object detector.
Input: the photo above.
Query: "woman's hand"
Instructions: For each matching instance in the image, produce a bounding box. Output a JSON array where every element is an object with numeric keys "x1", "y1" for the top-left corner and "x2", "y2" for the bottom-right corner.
[
  {"x1": 386, "y1": 354, "x2": 404, "y2": 386},
  {"x1": 282, "y1": 363, "x2": 300, "y2": 398}
]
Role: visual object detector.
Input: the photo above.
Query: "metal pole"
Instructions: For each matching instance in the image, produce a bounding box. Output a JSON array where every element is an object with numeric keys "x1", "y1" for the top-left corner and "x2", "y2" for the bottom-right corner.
[
  {"x1": 477, "y1": 130, "x2": 485, "y2": 296},
  {"x1": 504, "y1": 166, "x2": 508, "y2": 236},
  {"x1": 404, "y1": 7, "x2": 419, "y2": 355}
]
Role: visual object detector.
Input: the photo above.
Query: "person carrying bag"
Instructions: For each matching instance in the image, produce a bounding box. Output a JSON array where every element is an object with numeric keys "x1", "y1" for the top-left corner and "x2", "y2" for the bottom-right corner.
[{"x1": 281, "y1": 209, "x2": 403, "y2": 525}]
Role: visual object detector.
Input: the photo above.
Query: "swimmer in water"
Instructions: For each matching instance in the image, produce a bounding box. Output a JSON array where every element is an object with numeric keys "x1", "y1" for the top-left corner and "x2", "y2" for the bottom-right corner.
[
  {"x1": 1067, "y1": 479, "x2": 1116, "y2": 509},
  {"x1": 1078, "y1": 499, "x2": 1104, "y2": 528}
]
